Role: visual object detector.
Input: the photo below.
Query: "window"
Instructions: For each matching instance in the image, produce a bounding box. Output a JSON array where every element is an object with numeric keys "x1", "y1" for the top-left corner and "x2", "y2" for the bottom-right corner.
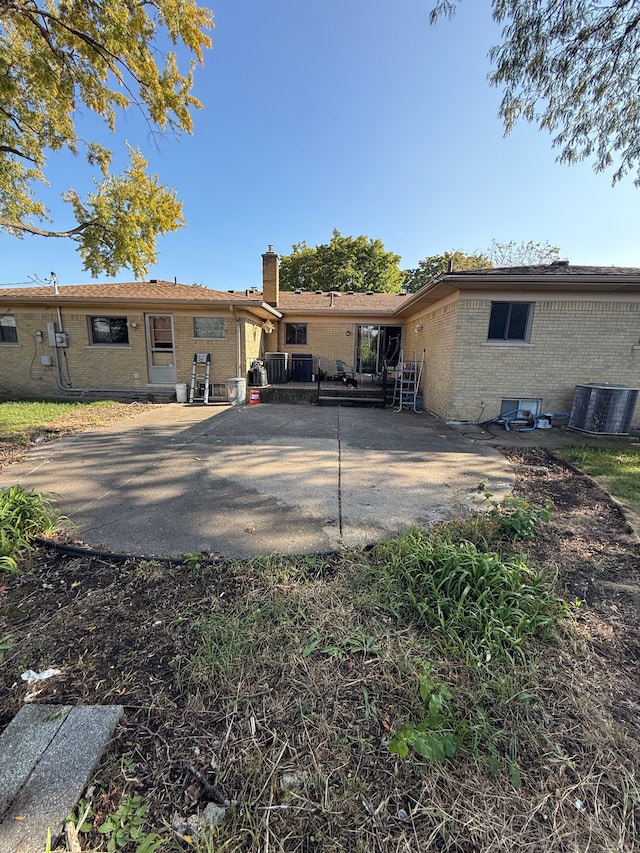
[
  {"x1": 487, "y1": 302, "x2": 532, "y2": 342},
  {"x1": 285, "y1": 323, "x2": 307, "y2": 345},
  {"x1": 0, "y1": 315, "x2": 18, "y2": 343},
  {"x1": 194, "y1": 317, "x2": 225, "y2": 339},
  {"x1": 90, "y1": 316, "x2": 129, "y2": 345}
]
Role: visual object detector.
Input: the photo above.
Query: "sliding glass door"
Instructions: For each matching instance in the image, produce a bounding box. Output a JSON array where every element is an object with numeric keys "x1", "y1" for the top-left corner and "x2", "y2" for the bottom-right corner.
[{"x1": 355, "y1": 325, "x2": 402, "y2": 375}]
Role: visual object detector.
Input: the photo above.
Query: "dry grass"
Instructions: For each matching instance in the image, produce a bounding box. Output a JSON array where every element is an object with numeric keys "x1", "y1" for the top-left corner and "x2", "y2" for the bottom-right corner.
[{"x1": 0, "y1": 450, "x2": 638, "y2": 852}]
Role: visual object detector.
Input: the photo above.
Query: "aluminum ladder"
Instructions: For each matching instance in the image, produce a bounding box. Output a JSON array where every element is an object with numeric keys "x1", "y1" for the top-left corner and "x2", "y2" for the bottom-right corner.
[
  {"x1": 394, "y1": 349, "x2": 425, "y2": 412},
  {"x1": 189, "y1": 353, "x2": 211, "y2": 404}
]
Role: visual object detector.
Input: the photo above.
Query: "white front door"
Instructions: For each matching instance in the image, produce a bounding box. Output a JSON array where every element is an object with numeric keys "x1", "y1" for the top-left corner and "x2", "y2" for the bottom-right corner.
[{"x1": 145, "y1": 314, "x2": 176, "y2": 384}]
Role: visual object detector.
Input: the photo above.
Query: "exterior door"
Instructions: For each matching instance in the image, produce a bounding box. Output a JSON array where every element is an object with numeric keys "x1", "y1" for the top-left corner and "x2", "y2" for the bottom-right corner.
[
  {"x1": 145, "y1": 314, "x2": 176, "y2": 384},
  {"x1": 356, "y1": 325, "x2": 402, "y2": 374}
]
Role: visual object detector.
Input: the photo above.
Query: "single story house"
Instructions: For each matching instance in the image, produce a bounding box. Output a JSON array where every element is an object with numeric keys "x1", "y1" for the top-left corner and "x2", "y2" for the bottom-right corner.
[{"x1": 2, "y1": 248, "x2": 639, "y2": 426}]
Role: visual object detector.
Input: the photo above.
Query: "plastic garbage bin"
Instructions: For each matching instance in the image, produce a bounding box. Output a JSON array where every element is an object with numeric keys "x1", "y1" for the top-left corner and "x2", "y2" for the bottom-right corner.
[
  {"x1": 175, "y1": 383, "x2": 188, "y2": 403},
  {"x1": 226, "y1": 377, "x2": 247, "y2": 406}
]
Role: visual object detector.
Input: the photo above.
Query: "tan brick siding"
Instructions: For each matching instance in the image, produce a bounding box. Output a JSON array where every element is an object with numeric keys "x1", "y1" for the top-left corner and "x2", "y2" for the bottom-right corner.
[
  {"x1": 446, "y1": 294, "x2": 640, "y2": 422},
  {"x1": 266, "y1": 316, "x2": 373, "y2": 377},
  {"x1": 404, "y1": 294, "x2": 459, "y2": 418},
  {"x1": 0, "y1": 307, "x2": 263, "y2": 400}
]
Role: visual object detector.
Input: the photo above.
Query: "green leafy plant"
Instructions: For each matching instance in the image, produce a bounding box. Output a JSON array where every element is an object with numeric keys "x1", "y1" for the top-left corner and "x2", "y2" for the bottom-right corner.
[
  {"x1": 382, "y1": 530, "x2": 564, "y2": 664},
  {"x1": 0, "y1": 485, "x2": 67, "y2": 571},
  {"x1": 478, "y1": 483, "x2": 554, "y2": 541},
  {"x1": 183, "y1": 552, "x2": 207, "y2": 571},
  {"x1": 97, "y1": 794, "x2": 164, "y2": 852},
  {"x1": 389, "y1": 685, "x2": 459, "y2": 762}
]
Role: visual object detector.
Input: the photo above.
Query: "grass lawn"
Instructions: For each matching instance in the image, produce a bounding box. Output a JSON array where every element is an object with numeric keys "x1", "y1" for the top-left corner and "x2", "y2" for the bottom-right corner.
[
  {"x1": 0, "y1": 400, "x2": 134, "y2": 443},
  {"x1": 558, "y1": 445, "x2": 640, "y2": 514}
]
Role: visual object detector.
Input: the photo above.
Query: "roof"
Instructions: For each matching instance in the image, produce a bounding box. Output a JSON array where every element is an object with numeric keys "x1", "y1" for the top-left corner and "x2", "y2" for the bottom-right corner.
[
  {"x1": 449, "y1": 263, "x2": 640, "y2": 277},
  {"x1": 0, "y1": 280, "x2": 281, "y2": 318},
  {"x1": 394, "y1": 262, "x2": 640, "y2": 316},
  {"x1": 0, "y1": 281, "x2": 255, "y2": 301},
  {"x1": 277, "y1": 290, "x2": 409, "y2": 313}
]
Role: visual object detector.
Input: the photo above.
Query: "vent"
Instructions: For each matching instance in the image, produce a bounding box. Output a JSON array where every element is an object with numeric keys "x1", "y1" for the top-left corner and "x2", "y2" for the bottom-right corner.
[{"x1": 569, "y1": 383, "x2": 638, "y2": 434}]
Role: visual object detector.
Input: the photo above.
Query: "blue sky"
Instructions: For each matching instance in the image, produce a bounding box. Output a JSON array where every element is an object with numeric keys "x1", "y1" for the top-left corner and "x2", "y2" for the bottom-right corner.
[{"x1": 2, "y1": 0, "x2": 639, "y2": 289}]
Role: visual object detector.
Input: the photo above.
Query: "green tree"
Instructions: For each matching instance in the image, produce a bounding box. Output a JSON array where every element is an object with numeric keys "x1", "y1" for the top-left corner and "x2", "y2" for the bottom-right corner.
[
  {"x1": 487, "y1": 240, "x2": 560, "y2": 267},
  {"x1": 0, "y1": 0, "x2": 213, "y2": 277},
  {"x1": 403, "y1": 250, "x2": 491, "y2": 293},
  {"x1": 431, "y1": 1, "x2": 640, "y2": 185},
  {"x1": 279, "y1": 229, "x2": 406, "y2": 293}
]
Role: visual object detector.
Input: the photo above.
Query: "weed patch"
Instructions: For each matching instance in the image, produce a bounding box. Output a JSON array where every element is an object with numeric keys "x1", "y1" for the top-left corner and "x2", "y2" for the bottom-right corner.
[
  {"x1": 373, "y1": 530, "x2": 565, "y2": 665},
  {"x1": 0, "y1": 484, "x2": 67, "y2": 572}
]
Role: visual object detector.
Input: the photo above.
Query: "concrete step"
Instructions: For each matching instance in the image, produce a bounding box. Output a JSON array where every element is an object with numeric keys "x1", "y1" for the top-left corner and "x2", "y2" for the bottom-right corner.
[
  {"x1": 0, "y1": 704, "x2": 123, "y2": 853},
  {"x1": 318, "y1": 395, "x2": 385, "y2": 407}
]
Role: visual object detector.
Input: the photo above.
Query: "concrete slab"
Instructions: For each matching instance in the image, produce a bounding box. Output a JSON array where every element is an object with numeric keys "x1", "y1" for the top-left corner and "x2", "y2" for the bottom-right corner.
[
  {"x1": 0, "y1": 403, "x2": 514, "y2": 558},
  {"x1": 0, "y1": 704, "x2": 123, "y2": 853}
]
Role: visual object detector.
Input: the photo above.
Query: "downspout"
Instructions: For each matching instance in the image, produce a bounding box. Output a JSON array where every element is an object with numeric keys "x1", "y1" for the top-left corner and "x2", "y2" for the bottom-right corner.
[
  {"x1": 231, "y1": 306, "x2": 241, "y2": 377},
  {"x1": 52, "y1": 305, "x2": 154, "y2": 395}
]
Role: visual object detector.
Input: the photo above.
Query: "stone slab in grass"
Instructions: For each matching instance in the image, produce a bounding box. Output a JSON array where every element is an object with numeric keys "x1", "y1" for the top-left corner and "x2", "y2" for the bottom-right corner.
[{"x1": 0, "y1": 704, "x2": 123, "y2": 853}]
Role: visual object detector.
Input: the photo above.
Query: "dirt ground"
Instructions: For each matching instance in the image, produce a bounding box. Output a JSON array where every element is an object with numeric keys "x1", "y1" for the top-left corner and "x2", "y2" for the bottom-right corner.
[{"x1": 0, "y1": 414, "x2": 638, "y2": 850}]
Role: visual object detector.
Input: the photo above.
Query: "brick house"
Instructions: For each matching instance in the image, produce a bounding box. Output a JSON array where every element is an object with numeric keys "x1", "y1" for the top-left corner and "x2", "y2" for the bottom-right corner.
[
  {"x1": 1, "y1": 249, "x2": 639, "y2": 425},
  {"x1": 0, "y1": 278, "x2": 281, "y2": 401}
]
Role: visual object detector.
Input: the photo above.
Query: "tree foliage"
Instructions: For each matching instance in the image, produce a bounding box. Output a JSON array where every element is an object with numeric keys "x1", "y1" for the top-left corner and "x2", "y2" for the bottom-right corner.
[
  {"x1": 0, "y1": 0, "x2": 213, "y2": 276},
  {"x1": 487, "y1": 239, "x2": 560, "y2": 267},
  {"x1": 279, "y1": 229, "x2": 406, "y2": 293},
  {"x1": 403, "y1": 250, "x2": 491, "y2": 293},
  {"x1": 431, "y1": 0, "x2": 640, "y2": 185}
]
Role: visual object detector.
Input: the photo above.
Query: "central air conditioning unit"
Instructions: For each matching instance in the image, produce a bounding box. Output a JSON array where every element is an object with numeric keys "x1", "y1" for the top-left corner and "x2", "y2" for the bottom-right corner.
[
  {"x1": 569, "y1": 383, "x2": 639, "y2": 435},
  {"x1": 265, "y1": 352, "x2": 289, "y2": 384}
]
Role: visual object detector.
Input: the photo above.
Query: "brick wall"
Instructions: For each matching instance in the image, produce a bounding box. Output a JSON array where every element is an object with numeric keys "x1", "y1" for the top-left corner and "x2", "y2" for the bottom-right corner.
[
  {"x1": 265, "y1": 315, "x2": 384, "y2": 377},
  {"x1": 0, "y1": 306, "x2": 256, "y2": 400},
  {"x1": 447, "y1": 292, "x2": 640, "y2": 423},
  {"x1": 404, "y1": 293, "x2": 459, "y2": 418}
]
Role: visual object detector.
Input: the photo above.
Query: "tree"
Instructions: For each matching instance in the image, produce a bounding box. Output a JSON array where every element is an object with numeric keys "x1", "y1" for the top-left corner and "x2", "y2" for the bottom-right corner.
[
  {"x1": 431, "y1": 1, "x2": 640, "y2": 185},
  {"x1": 487, "y1": 240, "x2": 560, "y2": 267},
  {"x1": 403, "y1": 249, "x2": 491, "y2": 293},
  {"x1": 279, "y1": 229, "x2": 406, "y2": 293},
  {"x1": 0, "y1": 0, "x2": 213, "y2": 277}
]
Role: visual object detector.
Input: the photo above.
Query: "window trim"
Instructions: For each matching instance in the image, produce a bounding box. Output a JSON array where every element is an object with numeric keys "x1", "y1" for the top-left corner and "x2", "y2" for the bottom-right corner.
[
  {"x1": 0, "y1": 314, "x2": 18, "y2": 344},
  {"x1": 285, "y1": 322, "x2": 308, "y2": 346},
  {"x1": 193, "y1": 317, "x2": 225, "y2": 339},
  {"x1": 487, "y1": 301, "x2": 533, "y2": 343},
  {"x1": 88, "y1": 316, "x2": 130, "y2": 346}
]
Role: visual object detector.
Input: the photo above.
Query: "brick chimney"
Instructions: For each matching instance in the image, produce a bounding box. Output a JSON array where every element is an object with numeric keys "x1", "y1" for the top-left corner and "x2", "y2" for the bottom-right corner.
[{"x1": 262, "y1": 245, "x2": 279, "y2": 307}]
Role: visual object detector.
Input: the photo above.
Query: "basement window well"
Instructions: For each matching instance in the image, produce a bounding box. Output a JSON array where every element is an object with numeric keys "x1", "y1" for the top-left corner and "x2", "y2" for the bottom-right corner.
[{"x1": 501, "y1": 398, "x2": 541, "y2": 417}]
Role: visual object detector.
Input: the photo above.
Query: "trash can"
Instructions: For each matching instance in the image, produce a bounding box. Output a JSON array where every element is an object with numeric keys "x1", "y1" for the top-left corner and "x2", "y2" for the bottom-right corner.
[
  {"x1": 291, "y1": 354, "x2": 313, "y2": 382},
  {"x1": 226, "y1": 377, "x2": 247, "y2": 406},
  {"x1": 175, "y1": 383, "x2": 188, "y2": 403}
]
